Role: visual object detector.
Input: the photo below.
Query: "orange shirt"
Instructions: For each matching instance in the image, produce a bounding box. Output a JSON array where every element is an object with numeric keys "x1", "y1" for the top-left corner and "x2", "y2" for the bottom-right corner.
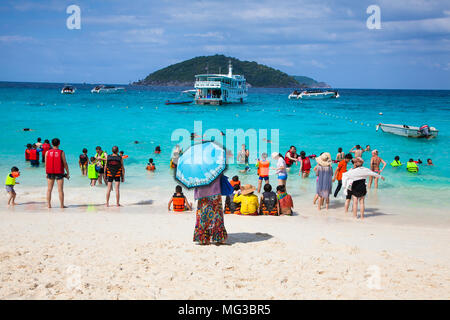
[{"x1": 336, "y1": 160, "x2": 347, "y2": 181}]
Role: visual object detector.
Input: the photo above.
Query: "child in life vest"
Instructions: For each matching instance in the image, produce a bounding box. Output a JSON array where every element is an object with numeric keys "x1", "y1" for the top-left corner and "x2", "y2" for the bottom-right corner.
[
  {"x1": 277, "y1": 185, "x2": 293, "y2": 216},
  {"x1": 259, "y1": 183, "x2": 279, "y2": 215},
  {"x1": 88, "y1": 157, "x2": 99, "y2": 186},
  {"x1": 5, "y1": 166, "x2": 20, "y2": 206},
  {"x1": 225, "y1": 184, "x2": 242, "y2": 214},
  {"x1": 168, "y1": 185, "x2": 192, "y2": 212},
  {"x1": 146, "y1": 158, "x2": 156, "y2": 171},
  {"x1": 298, "y1": 151, "x2": 312, "y2": 178},
  {"x1": 256, "y1": 152, "x2": 270, "y2": 193}
]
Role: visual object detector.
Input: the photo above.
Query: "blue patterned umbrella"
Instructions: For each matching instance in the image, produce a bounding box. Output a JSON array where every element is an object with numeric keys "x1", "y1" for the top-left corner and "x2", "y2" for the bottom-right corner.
[{"x1": 175, "y1": 142, "x2": 226, "y2": 188}]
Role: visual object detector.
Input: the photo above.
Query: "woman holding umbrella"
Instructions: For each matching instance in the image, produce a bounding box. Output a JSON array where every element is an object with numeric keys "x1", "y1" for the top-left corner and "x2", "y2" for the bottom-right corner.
[{"x1": 175, "y1": 142, "x2": 230, "y2": 245}]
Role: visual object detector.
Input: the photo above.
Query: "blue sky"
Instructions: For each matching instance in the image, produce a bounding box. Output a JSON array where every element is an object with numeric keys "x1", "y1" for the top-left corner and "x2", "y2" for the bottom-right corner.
[{"x1": 0, "y1": 0, "x2": 449, "y2": 88}]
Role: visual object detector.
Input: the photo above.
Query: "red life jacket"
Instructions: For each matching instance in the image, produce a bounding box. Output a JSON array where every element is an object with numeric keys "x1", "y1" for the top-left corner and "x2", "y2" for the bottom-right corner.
[
  {"x1": 29, "y1": 149, "x2": 38, "y2": 161},
  {"x1": 25, "y1": 149, "x2": 31, "y2": 161},
  {"x1": 301, "y1": 157, "x2": 311, "y2": 171},
  {"x1": 46, "y1": 149, "x2": 64, "y2": 174},
  {"x1": 285, "y1": 151, "x2": 295, "y2": 165},
  {"x1": 42, "y1": 143, "x2": 51, "y2": 161}
]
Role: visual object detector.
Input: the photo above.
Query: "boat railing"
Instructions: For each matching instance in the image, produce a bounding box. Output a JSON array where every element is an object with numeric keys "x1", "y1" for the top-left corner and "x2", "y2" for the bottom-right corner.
[{"x1": 195, "y1": 81, "x2": 222, "y2": 88}]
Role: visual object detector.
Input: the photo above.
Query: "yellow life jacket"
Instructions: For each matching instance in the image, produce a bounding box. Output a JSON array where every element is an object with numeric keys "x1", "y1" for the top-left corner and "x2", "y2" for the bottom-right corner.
[
  {"x1": 88, "y1": 164, "x2": 98, "y2": 179},
  {"x1": 406, "y1": 161, "x2": 418, "y2": 173},
  {"x1": 391, "y1": 160, "x2": 402, "y2": 167},
  {"x1": 5, "y1": 174, "x2": 15, "y2": 186}
]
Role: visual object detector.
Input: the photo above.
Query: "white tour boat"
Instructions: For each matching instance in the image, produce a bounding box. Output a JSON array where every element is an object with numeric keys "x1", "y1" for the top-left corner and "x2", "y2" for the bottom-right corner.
[
  {"x1": 61, "y1": 85, "x2": 75, "y2": 94},
  {"x1": 194, "y1": 61, "x2": 247, "y2": 105},
  {"x1": 376, "y1": 123, "x2": 438, "y2": 139},
  {"x1": 288, "y1": 89, "x2": 339, "y2": 100},
  {"x1": 91, "y1": 85, "x2": 125, "y2": 93}
]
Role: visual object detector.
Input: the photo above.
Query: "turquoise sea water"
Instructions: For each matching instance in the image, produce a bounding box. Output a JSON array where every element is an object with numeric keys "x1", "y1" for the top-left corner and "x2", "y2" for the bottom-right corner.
[{"x1": 0, "y1": 82, "x2": 449, "y2": 215}]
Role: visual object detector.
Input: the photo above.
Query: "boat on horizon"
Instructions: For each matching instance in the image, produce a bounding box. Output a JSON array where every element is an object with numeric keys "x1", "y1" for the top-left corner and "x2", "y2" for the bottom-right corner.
[
  {"x1": 376, "y1": 123, "x2": 438, "y2": 139},
  {"x1": 91, "y1": 85, "x2": 125, "y2": 93},
  {"x1": 288, "y1": 89, "x2": 339, "y2": 100},
  {"x1": 194, "y1": 61, "x2": 247, "y2": 105},
  {"x1": 61, "y1": 85, "x2": 75, "y2": 94}
]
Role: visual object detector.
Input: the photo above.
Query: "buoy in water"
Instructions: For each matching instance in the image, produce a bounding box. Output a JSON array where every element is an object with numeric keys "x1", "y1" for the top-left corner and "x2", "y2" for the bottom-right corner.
[{"x1": 379, "y1": 112, "x2": 383, "y2": 115}]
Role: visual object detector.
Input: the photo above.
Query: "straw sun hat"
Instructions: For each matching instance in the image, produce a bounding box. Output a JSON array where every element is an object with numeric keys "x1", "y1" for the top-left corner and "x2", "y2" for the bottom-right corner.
[
  {"x1": 241, "y1": 184, "x2": 256, "y2": 195},
  {"x1": 316, "y1": 152, "x2": 332, "y2": 166}
]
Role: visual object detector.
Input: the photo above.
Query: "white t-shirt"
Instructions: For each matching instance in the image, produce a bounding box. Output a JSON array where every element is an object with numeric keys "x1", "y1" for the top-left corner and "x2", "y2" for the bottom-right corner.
[{"x1": 277, "y1": 157, "x2": 287, "y2": 175}]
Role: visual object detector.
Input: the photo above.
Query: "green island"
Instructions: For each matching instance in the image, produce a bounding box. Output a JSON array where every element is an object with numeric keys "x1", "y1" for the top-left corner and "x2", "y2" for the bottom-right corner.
[{"x1": 134, "y1": 54, "x2": 329, "y2": 88}]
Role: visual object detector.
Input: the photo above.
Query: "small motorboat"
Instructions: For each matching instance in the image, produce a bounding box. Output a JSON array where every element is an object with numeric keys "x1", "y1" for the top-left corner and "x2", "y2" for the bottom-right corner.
[
  {"x1": 181, "y1": 89, "x2": 197, "y2": 98},
  {"x1": 289, "y1": 89, "x2": 339, "y2": 100},
  {"x1": 376, "y1": 123, "x2": 438, "y2": 139},
  {"x1": 165, "y1": 100, "x2": 193, "y2": 105},
  {"x1": 61, "y1": 85, "x2": 75, "y2": 94},
  {"x1": 91, "y1": 85, "x2": 125, "y2": 93}
]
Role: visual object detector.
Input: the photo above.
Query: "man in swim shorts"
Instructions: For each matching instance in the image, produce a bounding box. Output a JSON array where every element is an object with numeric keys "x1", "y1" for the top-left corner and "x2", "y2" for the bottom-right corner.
[
  {"x1": 105, "y1": 146, "x2": 125, "y2": 207},
  {"x1": 45, "y1": 138, "x2": 70, "y2": 208}
]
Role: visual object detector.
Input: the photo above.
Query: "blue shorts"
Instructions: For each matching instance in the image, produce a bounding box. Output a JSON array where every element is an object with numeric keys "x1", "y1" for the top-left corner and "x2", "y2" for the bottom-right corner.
[
  {"x1": 5, "y1": 185, "x2": 15, "y2": 193},
  {"x1": 278, "y1": 173, "x2": 288, "y2": 180},
  {"x1": 258, "y1": 176, "x2": 269, "y2": 181}
]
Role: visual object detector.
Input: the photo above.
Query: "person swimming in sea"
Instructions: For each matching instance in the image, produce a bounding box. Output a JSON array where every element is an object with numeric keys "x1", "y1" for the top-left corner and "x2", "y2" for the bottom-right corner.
[{"x1": 146, "y1": 158, "x2": 155, "y2": 171}]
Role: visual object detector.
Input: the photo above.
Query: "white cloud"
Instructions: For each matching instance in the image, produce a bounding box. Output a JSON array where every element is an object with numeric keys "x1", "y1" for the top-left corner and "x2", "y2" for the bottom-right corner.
[
  {"x1": 84, "y1": 15, "x2": 149, "y2": 26},
  {"x1": 184, "y1": 32, "x2": 225, "y2": 40},
  {"x1": 0, "y1": 35, "x2": 33, "y2": 43}
]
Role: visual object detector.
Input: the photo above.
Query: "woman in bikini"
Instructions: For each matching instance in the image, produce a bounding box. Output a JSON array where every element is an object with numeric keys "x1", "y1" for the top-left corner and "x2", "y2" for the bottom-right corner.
[{"x1": 368, "y1": 150, "x2": 386, "y2": 189}]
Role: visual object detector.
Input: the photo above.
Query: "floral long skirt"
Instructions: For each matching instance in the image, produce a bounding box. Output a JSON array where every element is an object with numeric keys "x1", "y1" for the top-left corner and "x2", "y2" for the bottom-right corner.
[{"x1": 193, "y1": 194, "x2": 228, "y2": 244}]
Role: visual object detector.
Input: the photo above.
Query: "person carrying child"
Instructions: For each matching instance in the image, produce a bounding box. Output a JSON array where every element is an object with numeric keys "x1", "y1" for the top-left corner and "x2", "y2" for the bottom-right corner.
[
  {"x1": 5, "y1": 167, "x2": 20, "y2": 206},
  {"x1": 168, "y1": 185, "x2": 192, "y2": 212}
]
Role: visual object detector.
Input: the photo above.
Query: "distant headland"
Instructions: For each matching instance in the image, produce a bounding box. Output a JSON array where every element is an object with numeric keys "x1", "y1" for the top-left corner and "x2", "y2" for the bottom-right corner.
[{"x1": 134, "y1": 54, "x2": 330, "y2": 88}]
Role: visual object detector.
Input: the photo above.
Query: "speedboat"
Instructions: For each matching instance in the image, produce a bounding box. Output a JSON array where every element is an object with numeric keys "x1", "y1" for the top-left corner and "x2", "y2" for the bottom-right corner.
[
  {"x1": 181, "y1": 89, "x2": 197, "y2": 98},
  {"x1": 376, "y1": 123, "x2": 438, "y2": 139},
  {"x1": 61, "y1": 85, "x2": 75, "y2": 94},
  {"x1": 91, "y1": 85, "x2": 125, "y2": 93},
  {"x1": 289, "y1": 89, "x2": 339, "y2": 100}
]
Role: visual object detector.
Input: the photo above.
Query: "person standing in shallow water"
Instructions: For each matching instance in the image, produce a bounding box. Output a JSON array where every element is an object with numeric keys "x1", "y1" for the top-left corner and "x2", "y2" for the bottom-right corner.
[
  {"x1": 45, "y1": 138, "x2": 69, "y2": 208},
  {"x1": 368, "y1": 150, "x2": 386, "y2": 189},
  {"x1": 314, "y1": 152, "x2": 333, "y2": 211},
  {"x1": 95, "y1": 146, "x2": 107, "y2": 185},
  {"x1": 105, "y1": 146, "x2": 124, "y2": 207},
  {"x1": 193, "y1": 174, "x2": 227, "y2": 245}
]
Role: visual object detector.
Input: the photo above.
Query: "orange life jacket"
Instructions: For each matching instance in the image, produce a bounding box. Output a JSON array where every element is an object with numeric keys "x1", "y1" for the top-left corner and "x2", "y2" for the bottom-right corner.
[
  {"x1": 172, "y1": 194, "x2": 186, "y2": 212},
  {"x1": 258, "y1": 160, "x2": 270, "y2": 176},
  {"x1": 230, "y1": 180, "x2": 240, "y2": 188}
]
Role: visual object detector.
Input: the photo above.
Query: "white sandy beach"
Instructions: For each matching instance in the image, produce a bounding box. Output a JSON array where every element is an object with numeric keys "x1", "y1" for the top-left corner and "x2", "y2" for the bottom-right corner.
[{"x1": 1, "y1": 186, "x2": 449, "y2": 300}]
